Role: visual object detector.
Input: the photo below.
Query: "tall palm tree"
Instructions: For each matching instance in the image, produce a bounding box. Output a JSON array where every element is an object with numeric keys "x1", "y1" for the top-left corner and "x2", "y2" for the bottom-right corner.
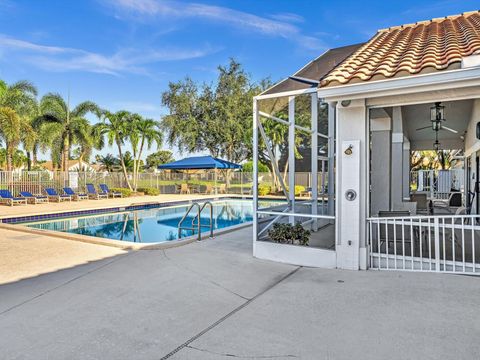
[
  {"x1": 95, "y1": 154, "x2": 120, "y2": 172},
  {"x1": 97, "y1": 110, "x2": 134, "y2": 190},
  {"x1": 131, "y1": 117, "x2": 163, "y2": 190},
  {"x1": 0, "y1": 80, "x2": 38, "y2": 171},
  {"x1": 37, "y1": 93, "x2": 99, "y2": 171}
]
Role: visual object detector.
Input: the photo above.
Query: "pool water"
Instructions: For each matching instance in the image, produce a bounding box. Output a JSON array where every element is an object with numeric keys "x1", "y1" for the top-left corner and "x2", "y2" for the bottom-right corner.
[{"x1": 25, "y1": 200, "x2": 282, "y2": 243}]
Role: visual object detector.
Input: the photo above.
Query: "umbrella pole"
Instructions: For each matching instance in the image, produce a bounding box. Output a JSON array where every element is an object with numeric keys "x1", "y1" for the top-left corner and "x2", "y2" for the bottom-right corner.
[{"x1": 214, "y1": 168, "x2": 217, "y2": 195}]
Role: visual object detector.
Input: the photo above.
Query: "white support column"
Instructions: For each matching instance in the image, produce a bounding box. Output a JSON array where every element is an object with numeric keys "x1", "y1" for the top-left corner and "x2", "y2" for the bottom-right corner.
[
  {"x1": 327, "y1": 103, "x2": 335, "y2": 216},
  {"x1": 311, "y1": 94, "x2": 318, "y2": 230},
  {"x1": 253, "y1": 98, "x2": 259, "y2": 250},
  {"x1": 336, "y1": 99, "x2": 367, "y2": 270},
  {"x1": 288, "y1": 96, "x2": 296, "y2": 224}
]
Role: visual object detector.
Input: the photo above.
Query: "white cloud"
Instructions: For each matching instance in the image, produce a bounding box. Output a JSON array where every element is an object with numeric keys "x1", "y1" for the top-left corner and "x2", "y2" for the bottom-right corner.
[
  {"x1": 0, "y1": 34, "x2": 216, "y2": 75},
  {"x1": 102, "y1": 0, "x2": 325, "y2": 51}
]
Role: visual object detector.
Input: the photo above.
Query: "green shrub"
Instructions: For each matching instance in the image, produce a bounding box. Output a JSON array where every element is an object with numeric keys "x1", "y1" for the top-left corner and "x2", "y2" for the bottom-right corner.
[
  {"x1": 242, "y1": 160, "x2": 269, "y2": 173},
  {"x1": 110, "y1": 187, "x2": 133, "y2": 197},
  {"x1": 285, "y1": 185, "x2": 306, "y2": 196},
  {"x1": 137, "y1": 187, "x2": 160, "y2": 196},
  {"x1": 268, "y1": 222, "x2": 310, "y2": 246},
  {"x1": 258, "y1": 184, "x2": 271, "y2": 196}
]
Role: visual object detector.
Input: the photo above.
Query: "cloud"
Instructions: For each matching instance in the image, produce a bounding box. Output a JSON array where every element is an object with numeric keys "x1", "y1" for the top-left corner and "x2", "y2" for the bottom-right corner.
[
  {"x1": 0, "y1": 34, "x2": 216, "y2": 75},
  {"x1": 101, "y1": 0, "x2": 325, "y2": 51}
]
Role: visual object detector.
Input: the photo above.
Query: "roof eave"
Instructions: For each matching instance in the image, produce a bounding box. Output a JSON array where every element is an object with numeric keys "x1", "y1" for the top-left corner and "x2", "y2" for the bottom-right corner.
[{"x1": 317, "y1": 66, "x2": 480, "y2": 101}]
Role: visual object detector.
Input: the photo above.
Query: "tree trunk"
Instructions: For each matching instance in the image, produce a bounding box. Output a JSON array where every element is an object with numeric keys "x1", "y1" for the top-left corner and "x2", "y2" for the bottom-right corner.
[
  {"x1": 62, "y1": 138, "x2": 69, "y2": 172},
  {"x1": 26, "y1": 151, "x2": 32, "y2": 171},
  {"x1": 6, "y1": 144, "x2": 13, "y2": 172},
  {"x1": 116, "y1": 138, "x2": 132, "y2": 190},
  {"x1": 136, "y1": 139, "x2": 145, "y2": 192}
]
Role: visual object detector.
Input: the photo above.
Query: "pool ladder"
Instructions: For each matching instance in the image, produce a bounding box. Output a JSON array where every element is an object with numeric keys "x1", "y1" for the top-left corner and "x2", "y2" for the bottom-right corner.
[{"x1": 178, "y1": 201, "x2": 214, "y2": 241}]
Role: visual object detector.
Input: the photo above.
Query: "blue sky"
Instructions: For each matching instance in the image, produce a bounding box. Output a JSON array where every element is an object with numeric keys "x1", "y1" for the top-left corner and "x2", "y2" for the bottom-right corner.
[{"x1": 0, "y1": 0, "x2": 478, "y2": 160}]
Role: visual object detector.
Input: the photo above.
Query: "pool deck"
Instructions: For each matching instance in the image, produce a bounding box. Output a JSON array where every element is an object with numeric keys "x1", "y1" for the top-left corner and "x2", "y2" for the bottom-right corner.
[
  {"x1": 0, "y1": 194, "x2": 234, "y2": 219},
  {"x1": 1, "y1": 225, "x2": 479, "y2": 359}
]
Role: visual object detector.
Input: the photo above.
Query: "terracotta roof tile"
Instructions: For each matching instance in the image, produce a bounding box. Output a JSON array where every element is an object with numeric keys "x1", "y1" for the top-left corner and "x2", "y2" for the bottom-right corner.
[{"x1": 321, "y1": 11, "x2": 480, "y2": 87}]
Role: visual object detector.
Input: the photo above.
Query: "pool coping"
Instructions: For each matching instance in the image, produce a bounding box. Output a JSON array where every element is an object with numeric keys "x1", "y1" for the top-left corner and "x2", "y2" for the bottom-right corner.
[{"x1": 0, "y1": 196, "x2": 257, "y2": 250}]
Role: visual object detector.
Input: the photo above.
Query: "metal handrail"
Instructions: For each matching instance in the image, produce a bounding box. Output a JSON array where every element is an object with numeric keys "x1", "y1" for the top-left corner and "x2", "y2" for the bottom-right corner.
[{"x1": 178, "y1": 201, "x2": 214, "y2": 241}]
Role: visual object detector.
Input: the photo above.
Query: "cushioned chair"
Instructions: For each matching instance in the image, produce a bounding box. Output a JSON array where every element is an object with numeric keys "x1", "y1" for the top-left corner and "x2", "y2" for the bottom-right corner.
[
  {"x1": 19, "y1": 191, "x2": 49, "y2": 204},
  {"x1": 63, "y1": 187, "x2": 88, "y2": 201},
  {"x1": 45, "y1": 188, "x2": 72, "y2": 202},
  {"x1": 86, "y1": 184, "x2": 108, "y2": 199},
  {"x1": 0, "y1": 190, "x2": 27, "y2": 206},
  {"x1": 99, "y1": 184, "x2": 122, "y2": 198}
]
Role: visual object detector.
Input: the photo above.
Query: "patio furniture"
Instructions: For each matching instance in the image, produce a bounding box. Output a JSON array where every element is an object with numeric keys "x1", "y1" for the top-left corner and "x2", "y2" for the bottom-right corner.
[
  {"x1": 204, "y1": 184, "x2": 214, "y2": 195},
  {"x1": 45, "y1": 188, "x2": 72, "y2": 202},
  {"x1": 63, "y1": 187, "x2": 88, "y2": 201},
  {"x1": 179, "y1": 183, "x2": 190, "y2": 194},
  {"x1": 99, "y1": 184, "x2": 122, "y2": 198},
  {"x1": 377, "y1": 211, "x2": 413, "y2": 254},
  {"x1": 217, "y1": 184, "x2": 226, "y2": 194},
  {"x1": 86, "y1": 184, "x2": 108, "y2": 199},
  {"x1": 410, "y1": 193, "x2": 429, "y2": 214},
  {"x1": 433, "y1": 191, "x2": 462, "y2": 214},
  {"x1": 0, "y1": 190, "x2": 28, "y2": 206},
  {"x1": 19, "y1": 191, "x2": 49, "y2": 204},
  {"x1": 300, "y1": 187, "x2": 312, "y2": 197}
]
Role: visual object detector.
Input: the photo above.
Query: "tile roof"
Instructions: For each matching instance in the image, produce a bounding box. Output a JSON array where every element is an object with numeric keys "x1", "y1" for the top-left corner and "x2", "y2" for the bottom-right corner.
[{"x1": 321, "y1": 11, "x2": 480, "y2": 87}]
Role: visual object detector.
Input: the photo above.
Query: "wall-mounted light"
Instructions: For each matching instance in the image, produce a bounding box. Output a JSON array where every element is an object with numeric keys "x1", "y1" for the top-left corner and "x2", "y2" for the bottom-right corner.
[{"x1": 341, "y1": 100, "x2": 351, "y2": 107}]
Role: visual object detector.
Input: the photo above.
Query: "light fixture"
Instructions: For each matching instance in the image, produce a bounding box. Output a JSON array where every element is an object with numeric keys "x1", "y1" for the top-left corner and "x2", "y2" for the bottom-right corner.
[
  {"x1": 433, "y1": 129, "x2": 441, "y2": 151},
  {"x1": 430, "y1": 102, "x2": 445, "y2": 130}
]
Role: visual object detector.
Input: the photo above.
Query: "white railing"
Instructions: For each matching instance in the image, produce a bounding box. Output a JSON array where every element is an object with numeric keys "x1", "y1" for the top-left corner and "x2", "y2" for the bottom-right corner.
[
  {"x1": 368, "y1": 214, "x2": 480, "y2": 274},
  {"x1": 410, "y1": 169, "x2": 464, "y2": 199}
]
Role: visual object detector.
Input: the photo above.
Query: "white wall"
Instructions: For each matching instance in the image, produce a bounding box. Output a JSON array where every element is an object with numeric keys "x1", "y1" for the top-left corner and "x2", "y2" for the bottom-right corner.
[{"x1": 336, "y1": 99, "x2": 367, "y2": 270}]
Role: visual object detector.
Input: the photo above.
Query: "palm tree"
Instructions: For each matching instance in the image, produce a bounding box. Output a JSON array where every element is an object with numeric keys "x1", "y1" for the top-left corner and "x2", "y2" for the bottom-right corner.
[
  {"x1": 95, "y1": 154, "x2": 120, "y2": 172},
  {"x1": 97, "y1": 110, "x2": 134, "y2": 190},
  {"x1": 131, "y1": 117, "x2": 163, "y2": 190},
  {"x1": 37, "y1": 93, "x2": 99, "y2": 171},
  {"x1": 0, "y1": 80, "x2": 38, "y2": 171},
  {"x1": 73, "y1": 122, "x2": 105, "y2": 170}
]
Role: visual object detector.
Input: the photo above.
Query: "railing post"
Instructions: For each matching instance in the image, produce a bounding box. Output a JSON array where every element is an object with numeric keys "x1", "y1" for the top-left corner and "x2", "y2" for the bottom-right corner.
[{"x1": 434, "y1": 217, "x2": 440, "y2": 272}]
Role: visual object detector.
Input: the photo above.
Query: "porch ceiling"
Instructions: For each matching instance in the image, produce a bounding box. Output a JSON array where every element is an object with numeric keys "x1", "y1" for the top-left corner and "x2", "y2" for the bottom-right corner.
[{"x1": 403, "y1": 99, "x2": 473, "y2": 148}]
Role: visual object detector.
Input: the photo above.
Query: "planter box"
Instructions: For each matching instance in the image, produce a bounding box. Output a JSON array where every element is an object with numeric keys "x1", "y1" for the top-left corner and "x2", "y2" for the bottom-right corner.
[{"x1": 254, "y1": 240, "x2": 336, "y2": 268}]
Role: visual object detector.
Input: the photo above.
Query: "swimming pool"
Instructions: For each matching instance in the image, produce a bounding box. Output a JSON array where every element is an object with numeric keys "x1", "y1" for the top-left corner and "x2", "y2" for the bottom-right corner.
[{"x1": 23, "y1": 199, "x2": 284, "y2": 244}]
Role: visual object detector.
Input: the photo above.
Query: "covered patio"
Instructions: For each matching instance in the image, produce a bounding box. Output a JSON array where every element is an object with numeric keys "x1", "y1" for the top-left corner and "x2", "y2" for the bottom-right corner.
[{"x1": 252, "y1": 11, "x2": 480, "y2": 274}]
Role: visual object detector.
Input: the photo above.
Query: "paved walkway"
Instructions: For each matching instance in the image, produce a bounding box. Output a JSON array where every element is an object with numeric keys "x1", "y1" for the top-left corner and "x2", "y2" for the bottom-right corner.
[{"x1": 1, "y1": 227, "x2": 479, "y2": 359}]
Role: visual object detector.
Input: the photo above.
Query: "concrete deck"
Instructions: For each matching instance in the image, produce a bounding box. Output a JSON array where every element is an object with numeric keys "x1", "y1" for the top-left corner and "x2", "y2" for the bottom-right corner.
[
  {"x1": 1, "y1": 226, "x2": 479, "y2": 359},
  {"x1": 0, "y1": 194, "x2": 232, "y2": 219}
]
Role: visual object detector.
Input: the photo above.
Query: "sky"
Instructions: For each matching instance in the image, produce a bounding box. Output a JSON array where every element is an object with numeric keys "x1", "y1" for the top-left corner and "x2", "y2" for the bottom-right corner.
[{"x1": 0, "y1": 0, "x2": 478, "y2": 160}]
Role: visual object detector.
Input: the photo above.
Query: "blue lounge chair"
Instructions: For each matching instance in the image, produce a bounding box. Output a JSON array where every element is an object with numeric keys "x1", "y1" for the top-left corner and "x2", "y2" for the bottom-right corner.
[
  {"x1": 45, "y1": 188, "x2": 72, "y2": 202},
  {"x1": 0, "y1": 189, "x2": 27, "y2": 206},
  {"x1": 63, "y1": 187, "x2": 88, "y2": 201},
  {"x1": 99, "y1": 184, "x2": 122, "y2": 198},
  {"x1": 19, "y1": 191, "x2": 49, "y2": 204},
  {"x1": 86, "y1": 183, "x2": 108, "y2": 199}
]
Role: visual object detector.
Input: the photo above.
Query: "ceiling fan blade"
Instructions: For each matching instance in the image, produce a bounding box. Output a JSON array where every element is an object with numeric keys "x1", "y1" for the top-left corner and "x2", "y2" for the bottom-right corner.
[
  {"x1": 441, "y1": 126, "x2": 458, "y2": 134},
  {"x1": 416, "y1": 126, "x2": 431, "y2": 131}
]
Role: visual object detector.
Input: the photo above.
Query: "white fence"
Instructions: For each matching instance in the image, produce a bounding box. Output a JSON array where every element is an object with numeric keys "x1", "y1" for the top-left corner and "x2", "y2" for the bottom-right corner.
[
  {"x1": 0, "y1": 170, "x2": 328, "y2": 196},
  {"x1": 368, "y1": 214, "x2": 480, "y2": 274},
  {"x1": 410, "y1": 169, "x2": 464, "y2": 199}
]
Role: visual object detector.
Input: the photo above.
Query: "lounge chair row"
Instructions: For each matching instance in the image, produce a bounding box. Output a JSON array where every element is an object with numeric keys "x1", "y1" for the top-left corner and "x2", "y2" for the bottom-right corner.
[{"x1": 0, "y1": 184, "x2": 122, "y2": 206}]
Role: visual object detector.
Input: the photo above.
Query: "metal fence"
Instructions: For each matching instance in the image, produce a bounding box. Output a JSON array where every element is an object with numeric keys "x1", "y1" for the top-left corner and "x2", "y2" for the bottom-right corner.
[
  {"x1": 410, "y1": 169, "x2": 464, "y2": 199},
  {"x1": 0, "y1": 170, "x2": 328, "y2": 196},
  {"x1": 368, "y1": 214, "x2": 480, "y2": 274}
]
